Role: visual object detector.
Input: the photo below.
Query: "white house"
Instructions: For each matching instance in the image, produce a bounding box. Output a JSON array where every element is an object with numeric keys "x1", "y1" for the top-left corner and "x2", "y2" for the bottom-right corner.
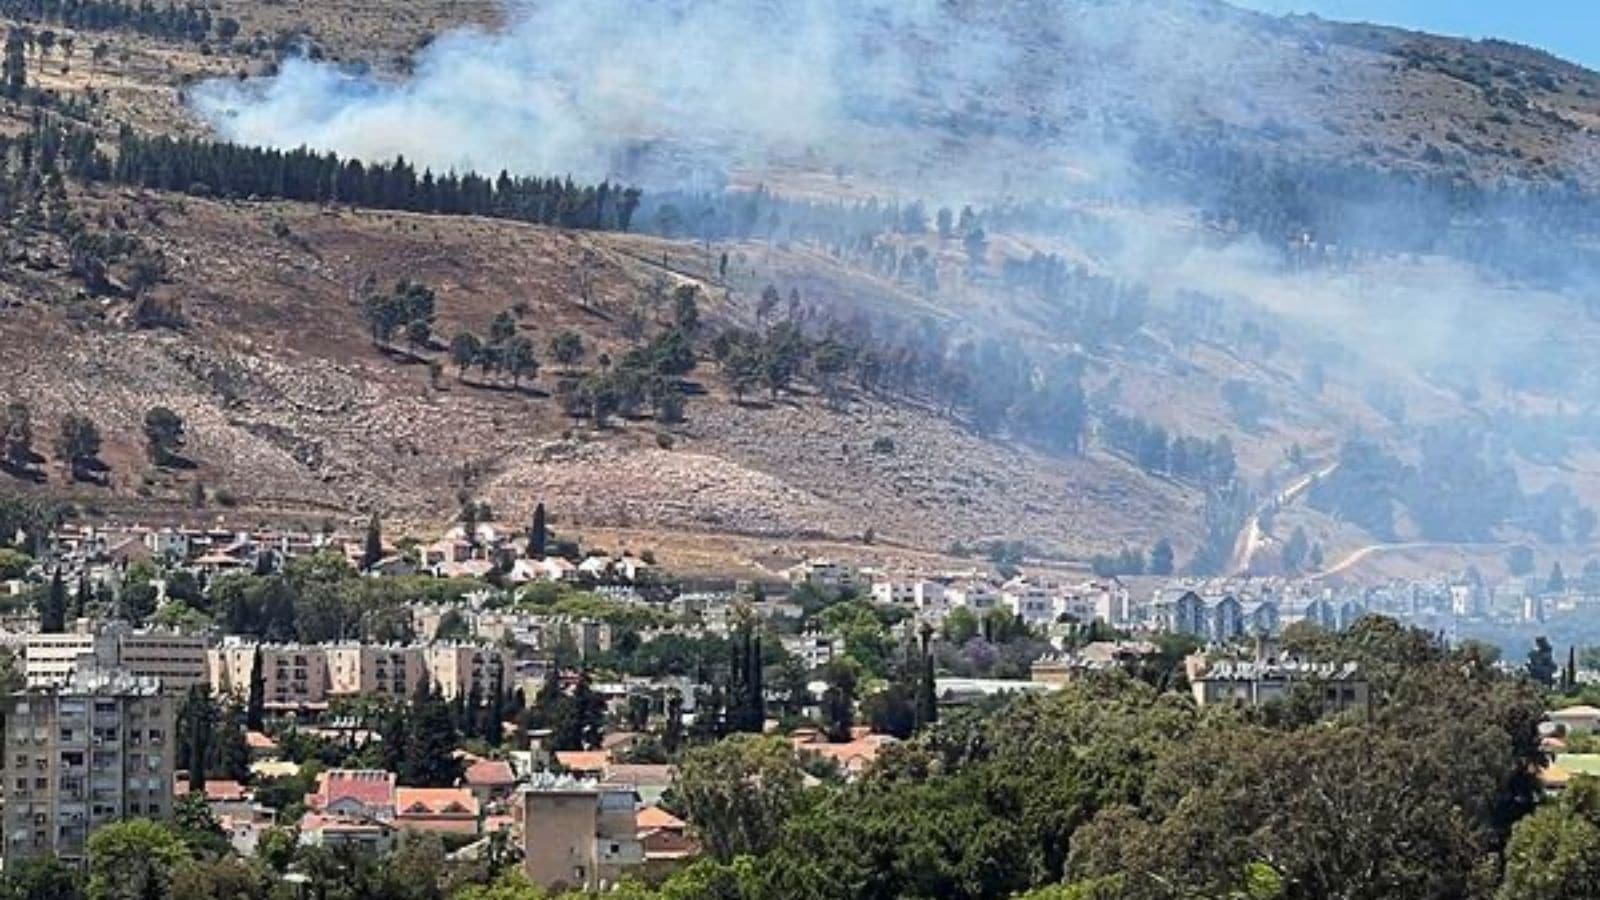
[
  {"x1": 948, "y1": 580, "x2": 1000, "y2": 613},
  {"x1": 1001, "y1": 578, "x2": 1057, "y2": 626}
]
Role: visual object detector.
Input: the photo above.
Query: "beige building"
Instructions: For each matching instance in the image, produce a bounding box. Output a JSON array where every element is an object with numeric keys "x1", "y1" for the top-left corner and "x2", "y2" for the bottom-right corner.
[
  {"x1": 327, "y1": 644, "x2": 425, "y2": 699},
  {"x1": 211, "y1": 640, "x2": 509, "y2": 709},
  {"x1": 209, "y1": 641, "x2": 331, "y2": 712},
  {"x1": 424, "y1": 643, "x2": 509, "y2": 700},
  {"x1": 1, "y1": 670, "x2": 177, "y2": 864},
  {"x1": 25, "y1": 622, "x2": 208, "y2": 693},
  {"x1": 517, "y1": 777, "x2": 643, "y2": 891}
]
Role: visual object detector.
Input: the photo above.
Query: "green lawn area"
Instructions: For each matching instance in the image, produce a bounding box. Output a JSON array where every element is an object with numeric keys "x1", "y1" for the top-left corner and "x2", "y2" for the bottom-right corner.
[{"x1": 1558, "y1": 754, "x2": 1600, "y2": 775}]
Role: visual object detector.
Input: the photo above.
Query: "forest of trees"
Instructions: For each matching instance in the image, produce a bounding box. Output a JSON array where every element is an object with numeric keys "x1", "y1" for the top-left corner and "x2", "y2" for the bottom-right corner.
[
  {"x1": 21, "y1": 118, "x2": 642, "y2": 232},
  {"x1": 0, "y1": 0, "x2": 217, "y2": 43},
  {"x1": 1098, "y1": 410, "x2": 1237, "y2": 487},
  {"x1": 1309, "y1": 430, "x2": 1594, "y2": 545}
]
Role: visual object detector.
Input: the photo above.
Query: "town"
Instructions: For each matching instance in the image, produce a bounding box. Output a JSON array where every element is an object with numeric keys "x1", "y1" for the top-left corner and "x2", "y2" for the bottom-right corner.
[{"x1": 0, "y1": 509, "x2": 1589, "y2": 897}]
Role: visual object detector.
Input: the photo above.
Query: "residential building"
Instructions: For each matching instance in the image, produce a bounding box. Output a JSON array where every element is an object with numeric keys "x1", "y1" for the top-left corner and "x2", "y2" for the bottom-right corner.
[
  {"x1": 1000, "y1": 578, "x2": 1057, "y2": 626},
  {"x1": 209, "y1": 640, "x2": 330, "y2": 713},
  {"x1": 780, "y1": 634, "x2": 838, "y2": 671},
  {"x1": 787, "y1": 559, "x2": 857, "y2": 597},
  {"x1": 463, "y1": 758, "x2": 519, "y2": 805},
  {"x1": 326, "y1": 643, "x2": 424, "y2": 700},
  {"x1": 516, "y1": 776, "x2": 644, "y2": 891},
  {"x1": 25, "y1": 622, "x2": 208, "y2": 692},
  {"x1": 1550, "y1": 705, "x2": 1600, "y2": 735},
  {"x1": 0, "y1": 670, "x2": 176, "y2": 865},
  {"x1": 1187, "y1": 657, "x2": 1369, "y2": 712},
  {"x1": 1030, "y1": 641, "x2": 1160, "y2": 685},
  {"x1": 947, "y1": 580, "x2": 1001, "y2": 613},
  {"x1": 395, "y1": 787, "x2": 480, "y2": 836},
  {"x1": 305, "y1": 769, "x2": 397, "y2": 821},
  {"x1": 424, "y1": 643, "x2": 510, "y2": 700}
]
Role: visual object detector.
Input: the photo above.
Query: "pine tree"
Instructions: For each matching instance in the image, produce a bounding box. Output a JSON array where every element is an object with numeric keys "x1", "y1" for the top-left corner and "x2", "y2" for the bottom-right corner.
[
  {"x1": 572, "y1": 669, "x2": 606, "y2": 750},
  {"x1": 378, "y1": 699, "x2": 410, "y2": 775},
  {"x1": 530, "y1": 502, "x2": 548, "y2": 558},
  {"x1": 361, "y1": 512, "x2": 383, "y2": 571},
  {"x1": 748, "y1": 632, "x2": 765, "y2": 731}
]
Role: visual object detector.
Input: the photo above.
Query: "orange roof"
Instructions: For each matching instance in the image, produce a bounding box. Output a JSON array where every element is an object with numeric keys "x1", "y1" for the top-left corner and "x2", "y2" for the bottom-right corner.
[
  {"x1": 555, "y1": 750, "x2": 610, "y2": 773},
  {"x1": 637, "y1": 805, "x2": 685, "y2": 832},
  {"x1": 464, "y1": 759, "x2": 517, "y2": 786},
  {"x1": 396, "y1": 787, "x2": 479, "y2": 818},
  {"x1": 793, "y1": 733, "x2": 898, "y2": 774},
  {"x1": 300, "y1": 813, "x2": 395, "y2": 835},
  {"x1": 246, "y1": 731, "x2": 279, "y2": 751},
  {"x1": 174, "y1": 779, "x2": 251, "y2": 802}
]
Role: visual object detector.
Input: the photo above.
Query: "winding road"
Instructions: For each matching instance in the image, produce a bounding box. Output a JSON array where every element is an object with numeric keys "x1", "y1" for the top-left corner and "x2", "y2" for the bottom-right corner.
[{"x1": 1230, "y1": 461, "x2": 1340, "y2": 575}]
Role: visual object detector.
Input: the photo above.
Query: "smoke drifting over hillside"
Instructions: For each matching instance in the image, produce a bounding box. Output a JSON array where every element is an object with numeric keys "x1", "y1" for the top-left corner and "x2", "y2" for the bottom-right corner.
[
  {"x1": 194, "y1": 0, "x2": 949, "y2": 184},
  {"x1": 191, "y1": 0, "x2": 1600, "y2": 397}
]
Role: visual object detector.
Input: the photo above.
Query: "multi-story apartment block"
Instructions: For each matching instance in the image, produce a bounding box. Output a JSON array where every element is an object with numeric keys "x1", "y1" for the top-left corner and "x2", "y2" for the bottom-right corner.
[
  {"x1": 210, "y1": 639, "x2": 510, "y2": 709},
  {"x1": 25, "y1": 622, "x2": 209, "y2": 693},
  {"x1": 517, "y1": 776, "x2": 643, "y2": 891},
  {"x1": 423, "y1": 643, "x2": 509, "y2": 700},
  {"x1": 326, "y1": 644, "x2": 424, "y2": 699},
  {"x1": 0, "y1": 670, "x2": 176, "y2": 865},
  {"x1": 209, "y1": 640, "x2": 331, "y2": 712}
]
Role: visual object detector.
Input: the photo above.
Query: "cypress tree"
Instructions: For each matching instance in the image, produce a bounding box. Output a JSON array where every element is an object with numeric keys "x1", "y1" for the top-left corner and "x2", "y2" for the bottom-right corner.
[
  {"x1": 481, "y1": 682, "x2": 506, "y2": 746},
  {"x1": 1566, "y1": 645, "x2": 1579, "y2": 693},
  {"x1": 180, "y1": 684, "x2": 217, "y2": 793},
  {"x1": 530, "y1": 502, "x2": 547, "y2": 558},
  {"x1": 245, "y1": 646, "x2": 266, "y2": 731},
  {"x1": 749, "y1": 632, "x2": 765, "y2": 730},
  {"x1": 70, "y1": 574, "x2": 90, "y2": 621},
  {"x1": 361, "y1": 512, "x2": 383, "y2": 571},
  {"x1": 916, "y1": 623, "x2": 938, "y2": 728},
  {"x1": 40, "y1": 567, "x2": 66, "y2": 633}
]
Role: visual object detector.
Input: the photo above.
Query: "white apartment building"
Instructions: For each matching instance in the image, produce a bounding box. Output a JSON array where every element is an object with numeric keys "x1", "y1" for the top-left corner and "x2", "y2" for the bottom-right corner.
[
  {"x1": 788, "y1": 559, "x2": 858, "y2": 597},
  {"x1": 25, "y1": 622, "x2": 208, "y2": 693},
  {"x1": 946, "y1": 580, "x2": 1000, "y2": 614},
  {"x1": 1000, "y1": 578, "x2": 1057, "y2": 626}
]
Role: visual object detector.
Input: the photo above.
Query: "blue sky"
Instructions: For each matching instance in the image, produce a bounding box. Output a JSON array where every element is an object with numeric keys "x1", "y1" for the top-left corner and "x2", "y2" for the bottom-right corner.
[{"x1": 1233, "y1": 1, "x2": 1600, "y2": 70}]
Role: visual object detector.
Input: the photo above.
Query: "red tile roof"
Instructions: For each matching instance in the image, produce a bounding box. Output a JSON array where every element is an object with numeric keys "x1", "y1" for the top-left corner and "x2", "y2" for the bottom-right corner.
[
  {"x1": 173, "y1": 779, "x2": 251, "y2": 802},
  {"x1": 555, "y1": 750, "x2": 609, "y2": 774},
  {"x1": 314, "y1": 770, "x2": 397, "y2": 810},
  {"x1": 637, "y1": 805, "x2": 685, "y2": 832},
  {"x1": 463, "y1": 759, "x2": 517, "y2": 787},
  {"x1": 396, "y1": 787, "x2": 480, "y2": 818}
]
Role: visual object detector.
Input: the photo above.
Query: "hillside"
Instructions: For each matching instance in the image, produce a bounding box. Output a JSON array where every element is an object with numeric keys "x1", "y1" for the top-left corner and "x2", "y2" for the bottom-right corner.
[{"x1": 1, "y1": 0, "x2": 1599, "y2": 580}]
